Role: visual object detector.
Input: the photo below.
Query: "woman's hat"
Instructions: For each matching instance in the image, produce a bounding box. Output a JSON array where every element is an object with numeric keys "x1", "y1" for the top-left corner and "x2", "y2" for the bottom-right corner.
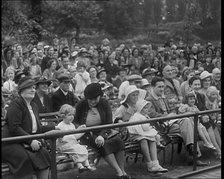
[
  {"x1": 200, "y1": 71, "x2": 212, "y2": 80},
  {"x1": 206, "y1": 86, "x2": 219, "y2": 97},
  {"x1": 142, "y1": 68, "x2": 157, "y2": 77},
  {"x1": 127, "y1": 74, "x2": 142, "y2": 82},
  {"x1": 141, "y1": 79, "x2": 150, "y2": 88},
  {"x1": 36, "y1": 76, "x2": 52, "y2": 86},
  {"x1": 97, "y1": 68, "x2": 107, "y2": 77},
  {"x1": 136, "y1": 99, "x2": 152, "y2": 112},
  {"x1": 84, "y1": 83, "x2": 103, "y2": 99},
  {"x1": 120, "y1": 85, "x2": 139, "y2": 104},
  {"x1": 18, "y1": 76, "x2": 37, "y2": 93}
]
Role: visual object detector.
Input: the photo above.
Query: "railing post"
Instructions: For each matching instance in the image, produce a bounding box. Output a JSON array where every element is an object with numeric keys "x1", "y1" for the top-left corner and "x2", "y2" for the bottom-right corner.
[
  {"x1": 193, "y1": 114, "x2": 198, "y2": 171},
  {"x1": 50, "y1": 138, "x2": 57, "y2": 179}
]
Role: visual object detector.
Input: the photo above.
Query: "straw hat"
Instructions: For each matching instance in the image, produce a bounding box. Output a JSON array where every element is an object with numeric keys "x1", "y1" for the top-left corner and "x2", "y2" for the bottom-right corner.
[{"x1": 200, "y1": 71, "x2": 212, "y2": 80}]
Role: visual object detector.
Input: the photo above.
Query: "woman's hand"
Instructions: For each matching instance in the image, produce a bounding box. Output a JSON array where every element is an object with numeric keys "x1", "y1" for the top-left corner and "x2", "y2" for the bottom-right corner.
[
  {"x1": 30, "y1": 140, "x2": 41, "y2": 151},
  {"x1": 95, "y1": 135, "x2": 104, "y2": 147}
]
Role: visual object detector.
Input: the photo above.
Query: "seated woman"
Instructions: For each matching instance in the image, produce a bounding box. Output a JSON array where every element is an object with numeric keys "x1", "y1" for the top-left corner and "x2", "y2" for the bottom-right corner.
[
  {"x1": 73, "y1": 83, "x2": 131, "y2": 179},
  {"x1": 2, "y1": 76, "x2": 57, "y2": 179},
  {"x1": 32, "y1": 76, "x2": 53, "y2": 114},
  {"x1": 113, "y1": 85, "x2": 167, "y2": 173}
]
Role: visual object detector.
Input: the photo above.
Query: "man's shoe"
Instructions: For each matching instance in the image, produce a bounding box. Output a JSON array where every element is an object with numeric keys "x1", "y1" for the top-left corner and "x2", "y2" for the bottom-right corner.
[{"x1": 187, "y1": 144, "x2": 198, "y2": 156}]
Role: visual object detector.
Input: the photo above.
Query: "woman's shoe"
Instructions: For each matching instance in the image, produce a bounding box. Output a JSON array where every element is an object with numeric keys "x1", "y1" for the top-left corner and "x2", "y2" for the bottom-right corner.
[
  {"x1": 85, "y1": 165, "x2": 96, "y2": 171},
  {"x1": 204, "y1": 143, "x2": 216, "y2": 150},
  {"x1": 147, "y1": 160, "x2": 168, "y2": 173},
  {"x1": 157, "y1": 143, "x2": 165, "y2": 149},
  {"x1": 79, "y1": 166, "x2": 87, "y2": 173}
]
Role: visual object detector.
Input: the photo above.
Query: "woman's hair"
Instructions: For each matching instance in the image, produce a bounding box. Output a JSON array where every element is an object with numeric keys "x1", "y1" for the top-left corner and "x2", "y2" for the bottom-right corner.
[
  {"x1": 181, "y1": 68, "x2": 195, "y2": 81},
  {"x1": 131, "y1": 47, "x2": 139, "y2": 56},
  {"x1": 58, "y1": 104, "x2": 76, "y2": 117},
  {"x1": 189, "y1": 76, "x2": 201, "y2": 86},
  {"x1": 5, "y1": 66, "x2": 15, "y2": 79},
  {"x1": 46, "y1": 59, "x2": 57, "y2": 69},
  {"x1": 87, "y1": 65, "x2": 98, "y2": 73},
  {"x1": 183, "y1": 91, "x2": 196, "y2": 104}
]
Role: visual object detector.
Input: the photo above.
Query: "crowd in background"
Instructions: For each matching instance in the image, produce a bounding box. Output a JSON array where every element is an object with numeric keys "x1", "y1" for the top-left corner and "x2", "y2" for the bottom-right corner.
[{"x1": 1, "y1": 36, "x2": 221, "y2": 178}]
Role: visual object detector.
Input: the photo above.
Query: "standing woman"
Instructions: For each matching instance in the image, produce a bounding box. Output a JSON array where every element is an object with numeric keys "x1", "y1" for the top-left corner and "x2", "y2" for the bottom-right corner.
[
  {"x1": 74, "y1": 83, "x2": 131, "y2": 179},
  {"x1": 2, "y1": 76, "x2": 57, "y2": 179}
]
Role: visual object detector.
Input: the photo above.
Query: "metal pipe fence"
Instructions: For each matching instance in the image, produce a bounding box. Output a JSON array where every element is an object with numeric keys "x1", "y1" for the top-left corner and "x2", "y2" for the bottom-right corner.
[{"x1": 2, "y1": 109, "x2": 221, "y2": 179}]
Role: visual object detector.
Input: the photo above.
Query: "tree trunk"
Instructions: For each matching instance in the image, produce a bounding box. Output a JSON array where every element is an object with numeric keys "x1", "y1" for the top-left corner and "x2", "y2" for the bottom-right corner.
[
  {"x1": 31, "y1": 0, "x2": 42, "y2": 42},
  {"x1": 75, "y1": 25, "x2": 80, "y2": 44}
]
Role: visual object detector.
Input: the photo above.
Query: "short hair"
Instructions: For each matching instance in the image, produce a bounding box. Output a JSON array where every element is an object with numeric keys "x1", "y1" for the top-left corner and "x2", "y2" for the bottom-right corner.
[
  {"x1": 189, "y1": 76, "x2": 201, "y2": 86},
  {"x1": 58, "y1": 104, "x2": 76, "y2": 117},
  {"x1": 151, "y1": 76, "x2": 164, "y2": 87},
  {"x1": 5, "y1": 66, "x2": 15, "y2": 78}
]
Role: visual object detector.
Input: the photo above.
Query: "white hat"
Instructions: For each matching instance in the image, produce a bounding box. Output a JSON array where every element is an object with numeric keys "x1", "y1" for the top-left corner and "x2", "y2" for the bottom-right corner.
[
  {"x1": 206, "y1": 86, "x2": 219, "y2": 96},
  {"x1": 127, "y1": 74, "x2": 142, "y2": 82},
  {"x1": 120, "y1": 85, "x2": 139, "y2": 104},
  {"x1": 212, "y1": 68, "x2": 221, "y2": 74},
  {"x1": 141, "y1": 79, "x2": 150, "y2": 88},
  {"x1": 71, "y1": 51, "x2": 78, "y2": 57},
  {"x1": 44, "y1": 45, "x2": 49, "y2": 49},
  {"x1": 136, "y1": 99, "x2": 152, "y2": 112},
  {"x1": 200, "y1": 71, "x2": 212, "y2": 80}
]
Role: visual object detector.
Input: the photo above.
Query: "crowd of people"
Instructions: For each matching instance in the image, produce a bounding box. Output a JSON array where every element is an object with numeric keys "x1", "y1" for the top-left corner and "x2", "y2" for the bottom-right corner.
[{"x1": 1, "y1": 36, "x2": 221, "y2": 179}]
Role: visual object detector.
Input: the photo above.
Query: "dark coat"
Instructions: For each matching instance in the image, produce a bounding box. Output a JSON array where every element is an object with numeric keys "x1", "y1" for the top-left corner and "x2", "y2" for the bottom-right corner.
[
  {"x1": 195, "y1": 91, "x2": 207, "y2": 111},
  {"x1": 2, "y1": 96, "x2": 55, "y2": 177},
  {"x1": 32, "y1": 93, "x2": 53, "y2": 114},
  {"x1": 51, "y1": 88, "x2": 78, "y2": 112},
  {"x1": 73, "y1": 98, "x2": 124, "y2": 156}
]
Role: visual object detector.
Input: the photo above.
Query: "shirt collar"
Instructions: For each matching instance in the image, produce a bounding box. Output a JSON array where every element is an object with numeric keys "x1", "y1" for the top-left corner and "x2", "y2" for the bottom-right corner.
[{"x1": 60, "y1": 88, "x2": 68, "y2": 96}]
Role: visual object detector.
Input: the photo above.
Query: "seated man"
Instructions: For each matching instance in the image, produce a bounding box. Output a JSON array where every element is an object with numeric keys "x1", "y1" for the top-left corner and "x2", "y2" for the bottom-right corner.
[
  {"x1": 51, "y1": 73, "x2": 79, "y2": 112},
  {"x1": 146, "y1": 76, "x2": 208, "y2": 166}
]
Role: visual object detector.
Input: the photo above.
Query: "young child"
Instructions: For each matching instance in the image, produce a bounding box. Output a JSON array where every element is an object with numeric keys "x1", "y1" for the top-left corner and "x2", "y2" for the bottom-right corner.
[
  {"x1": 56, "y1": 104, "x2": 96, "y2": 173},
  {"x1": 128, "y1": 99, "x2": 168, "y2": 173},
  {"x1": 3, "y1": 66, "x2": 17, "y2": 93},
  {"x1": 178, "y1": 91, "x2": 216, "y2": 150},
  {"x1": 74, "y1": 61, "x2": 91, "y2": 99}
]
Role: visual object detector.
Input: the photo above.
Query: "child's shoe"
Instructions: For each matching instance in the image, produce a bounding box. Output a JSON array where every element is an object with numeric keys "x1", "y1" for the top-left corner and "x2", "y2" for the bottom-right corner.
[{"x1": 85, "y1": 165, "x2": 96, "y2": 171}]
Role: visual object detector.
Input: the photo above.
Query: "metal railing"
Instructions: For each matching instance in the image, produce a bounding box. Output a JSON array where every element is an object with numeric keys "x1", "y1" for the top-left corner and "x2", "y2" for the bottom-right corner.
[{"x1": 2, "y1": 109, "x2": 221, "y2": 179}]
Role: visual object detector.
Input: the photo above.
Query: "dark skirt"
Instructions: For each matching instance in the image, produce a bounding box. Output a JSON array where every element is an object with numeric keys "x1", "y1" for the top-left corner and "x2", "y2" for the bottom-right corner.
[
  {"x1": 2, "y1": 143, "x2": 51, "y2": 177},
  {"x1": 79, "y1": 132, "x2": 125, "y2": 157}
]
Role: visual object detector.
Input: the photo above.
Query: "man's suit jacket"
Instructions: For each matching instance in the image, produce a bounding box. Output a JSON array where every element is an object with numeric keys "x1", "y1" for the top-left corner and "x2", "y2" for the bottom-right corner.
[
  {"x1": 164, "y1": 78, "x2": 182, "y2": 101},
  {"x1": 146, "y1": 93, "x2": 171, "y2": 118},
  {"x1": 51, "y1": 88, "x2": 78, "y2": 112}
]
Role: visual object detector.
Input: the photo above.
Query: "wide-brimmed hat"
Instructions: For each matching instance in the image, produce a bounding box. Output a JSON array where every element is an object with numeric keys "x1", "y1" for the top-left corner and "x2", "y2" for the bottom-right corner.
[
  {"x1": 84, "y1": 83, "x2": 103, "y2": 99},
  {"x1": 18, "y1": 76, "x2": 37, "y2": 93},
  {"x1": 120, "y1": 85, "x2": 139, "y2": 104},
  {"x1": 127, "y1": 74, "x2": 142, "y2": 82},
  {"x1": 200, "y1": 71, "x2": 212, "y2": 80},
  {"x1": 36, "y1": 76, "x2": 52, "y2": 86},
  {"x1": 142, "y1": 68, "x2": 158, "y2": 77},
  {"x1": 57, "y1": 73, "x2": 71, "y2": 83},
  {"x1": 136, "y1": 99, "x2": 152, "y2": 113}
]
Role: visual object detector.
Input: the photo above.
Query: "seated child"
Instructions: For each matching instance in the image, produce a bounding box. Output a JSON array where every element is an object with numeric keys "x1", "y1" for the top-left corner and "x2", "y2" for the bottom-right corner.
[
  {"x1": 56, "y1": 104, "x2": 96, "y2": 173},
  {"x1": 128, "y1": 99, "x2": 168, "y2": 173},
  {"x1": 178, "y1": 91, "x2": 216, "y2": 150}
]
